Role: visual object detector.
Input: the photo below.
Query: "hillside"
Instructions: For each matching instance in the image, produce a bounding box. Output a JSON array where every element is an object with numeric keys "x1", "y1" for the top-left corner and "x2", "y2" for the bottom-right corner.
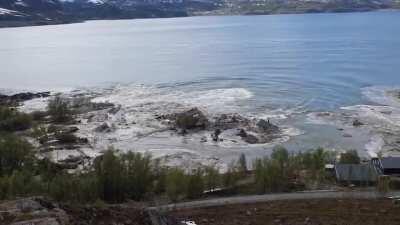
[
  {"x1": 0, "y1": 0, "x2": 398, "y2": 27},
  {"x1": 0, "y1": 0, "x2": 193, "y2": 27}
]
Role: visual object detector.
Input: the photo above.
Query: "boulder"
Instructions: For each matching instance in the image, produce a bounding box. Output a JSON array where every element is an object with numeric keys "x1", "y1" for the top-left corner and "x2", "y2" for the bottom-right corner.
[
  {"x1": 95, "y1": 122, "x2": 113, "y2": 133},
  {"x1": 353, "y1": 119, "x2": 364, "y2": 127},
  {"x1": 0, "y1": 197, "x2": 69, "y2": 225},
  {"x1": 237, "y1": 129, "x2": 248, "y2": 138},
  {"x1": 16, "y1": 198, "x2": 44, "y2": 213},
  {"x1": 175, "y1": 108, "x2": 209, "y2": 130}
]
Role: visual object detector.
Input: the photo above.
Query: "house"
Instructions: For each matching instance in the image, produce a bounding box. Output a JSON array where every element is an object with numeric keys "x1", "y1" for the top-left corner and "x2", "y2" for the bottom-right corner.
[
  {"x1": 379, "y1": 157, "x2": 400, "y2": 176},
  {"x1": 335, "y1": 164, "x2": 378, "y2": 185}
]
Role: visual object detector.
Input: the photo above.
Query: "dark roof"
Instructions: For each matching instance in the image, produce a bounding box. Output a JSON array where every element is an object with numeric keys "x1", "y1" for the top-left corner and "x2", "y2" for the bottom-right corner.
[
  {"x1": 335, "y1": 164, "x2": 378, "y2": 182},
  {"x1": 381, "y1": 157, "x2": 400, "y2": 169}
]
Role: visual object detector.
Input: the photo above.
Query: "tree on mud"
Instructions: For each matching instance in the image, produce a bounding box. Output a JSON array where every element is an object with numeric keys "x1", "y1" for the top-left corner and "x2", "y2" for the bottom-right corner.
[
  {"x1": 94, "y1": 149, "x2": 125, "y2": 203},
  {"x1": 47, "y1": 96, "x2": 73, "y2": 123},
  {"x1": 339, "y1": 150, "x2": 360, "y2": 164}
]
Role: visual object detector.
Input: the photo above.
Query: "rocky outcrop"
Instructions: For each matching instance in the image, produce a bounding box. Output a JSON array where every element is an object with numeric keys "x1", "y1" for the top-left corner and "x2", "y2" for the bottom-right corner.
[
  {"x1": 158, "y1": 108, "x2": 209, "y2": 131},
  {"x1": 256, "y1": 119, "x2": 279, "y2": 134},
  {"x1": 0, "y1": 92, "x2": 50, "y2": 106},
  {"x1": 0, "y1": 197, "x2": 69, "y2": 225},
  {"x1": 0, "y1": 197, "x2": 152, "y2": 225},
  {"x1": 175, "y1": 108, "x2": 209, "y2": 130},
  {"x1": 157, "y1": 108, "x2": 282, "y2": 144},
  {"x1": 95, "y1": 122, "x2": 114, "y2": 133}
]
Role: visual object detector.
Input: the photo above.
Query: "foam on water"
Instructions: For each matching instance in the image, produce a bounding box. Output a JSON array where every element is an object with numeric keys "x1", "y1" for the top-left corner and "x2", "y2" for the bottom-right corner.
[{"x1": 92, "y1": 84, "x2": 254, "y2": 115}]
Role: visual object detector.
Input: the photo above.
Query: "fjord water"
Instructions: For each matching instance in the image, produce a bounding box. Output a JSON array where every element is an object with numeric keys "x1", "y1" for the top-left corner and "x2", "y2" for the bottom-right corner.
[
  {"x1": 2, "y1": 11, "x2": 400, "y2": 161},
  {"x1": 1, "y1": 11, "x2": 400, "y2": 112}
]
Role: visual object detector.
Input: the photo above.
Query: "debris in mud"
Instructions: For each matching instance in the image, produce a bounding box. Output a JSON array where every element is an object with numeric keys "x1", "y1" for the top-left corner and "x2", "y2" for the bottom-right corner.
[
  {"x1": 343, "y1": 133, "x2": 353, "y2": 138},
  {"x1": 70, "y1": 97, "x2": 115, "y2": 114},
  {"x1": 353, "y1": 119, "x2": 364, "y2": 127},
  {"x1": 242, "y1": 134, "x2": 259, "y2": 144},
  {"x1": 213, "y1": 114, "x2": 250, "y2": 130},
  {"x1": 211, "y1": 129, "x2": 222, "y2": 142}
]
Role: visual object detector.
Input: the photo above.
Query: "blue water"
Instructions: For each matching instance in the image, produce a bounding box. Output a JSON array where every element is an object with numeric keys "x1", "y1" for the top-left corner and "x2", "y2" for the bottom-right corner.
[{"x1": 1, "y1": 11, "x2": 400, "y2": 113}]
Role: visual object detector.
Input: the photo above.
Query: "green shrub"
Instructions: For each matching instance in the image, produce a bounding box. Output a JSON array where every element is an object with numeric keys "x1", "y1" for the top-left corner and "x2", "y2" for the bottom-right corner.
[
  {"x1": 122, "y1": 152, "x2": 154, "y2": 201},
  {"x1": 186, "y1": 169, "x2": 204, "y2": 199},
  {"x1": 238, "y1": 153, "x2": 248, "y2": 175},
  {"x1": 47, "y1": 96, "x2": 73, "y2": 123},
  {"x1": 1, "y1": 170, "x2": 43, "y2": 199},
  {"x1": 204, "y1": 165, "x2": 220, "y2": 191},
  {"x1": 339, "y1": 150, "x2": 360, "y2": 164},
  {"x1": 166, "y1": 168, "x2": 187, "y2": 202},
  {"x1": 0, "y1": 107, "x2": 32, "y2": 132},
  {"x1": 254, "y1": 157, "x2": 286, "y2": 193},
  {"x1": 94, "y1": 150, "x2": 126, "y2": 203},
  {"x1": 0, "y1": 134, "x2": 34, "y2": 176},
  {"x1": 0, "y1": 176, "x2": 9, "y2": 200}
]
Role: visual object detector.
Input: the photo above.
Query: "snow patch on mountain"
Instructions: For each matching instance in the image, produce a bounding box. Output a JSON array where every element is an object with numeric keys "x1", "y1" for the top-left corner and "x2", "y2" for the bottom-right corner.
[
  {"x1": 0, "y1": 7, "x2": 24, "y2": 16},
  {"x1": 60, "y1": 0, "x2": 105, "y2": 4}
]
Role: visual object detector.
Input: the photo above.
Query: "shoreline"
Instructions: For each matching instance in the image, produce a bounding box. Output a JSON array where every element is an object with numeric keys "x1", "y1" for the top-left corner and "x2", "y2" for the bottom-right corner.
[{"x1": 0, "y1": 7, "x2": 397, "y2": 29}]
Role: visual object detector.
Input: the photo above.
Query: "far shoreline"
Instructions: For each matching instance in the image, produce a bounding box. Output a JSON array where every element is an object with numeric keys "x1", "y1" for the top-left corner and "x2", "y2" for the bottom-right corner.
[{"x1": 0, "y1": 7, "x2": 398, "y2": 29}]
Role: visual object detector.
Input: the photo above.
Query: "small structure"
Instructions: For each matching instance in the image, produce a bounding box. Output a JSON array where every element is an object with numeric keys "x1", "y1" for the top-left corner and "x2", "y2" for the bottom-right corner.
[
  {"x1": 335, "y1": 164, "x2": 378, "y2": 185},
  {"x1": 181, "y1": 221, "x2": 197, "y2": 225},
  {"x1": 380, "y1": 157, "x2": 400, "y2": 176}
]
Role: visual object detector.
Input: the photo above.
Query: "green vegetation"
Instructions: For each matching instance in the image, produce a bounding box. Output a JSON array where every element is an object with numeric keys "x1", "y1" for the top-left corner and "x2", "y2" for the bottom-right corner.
[
  {"x1": 0, "y1": 106, "x2": 32, "y2": 132},
  {"x1": 47, "y1": 96, "x2": 73, "y2": 123},
  {"x1": 0, "y1": 129, "x2": 350, "y2": 204},
  {"x1": 0, "y1": 134, "x2": 35, "y2": 176},
  {"x1": 339, "y1": 150, "x2": 361, "y2": 164},
  {"x1": 0, "y1": 102, "x2": 362, "y2": 205},
  {"x1": 166, "y1": 168, "x2": 187, "y2": 202},
  {"x1": 204, "y1": 165, "x2": 221, "y2": 191},
  {"x1": 255, "y1": 147, "x2": 331, "y2": 194}
]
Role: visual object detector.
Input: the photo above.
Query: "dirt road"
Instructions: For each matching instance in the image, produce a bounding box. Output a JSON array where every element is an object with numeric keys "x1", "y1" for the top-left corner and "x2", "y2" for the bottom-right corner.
[{"x1": 150, "y1": 190, "x2": 399, "y2": 211}]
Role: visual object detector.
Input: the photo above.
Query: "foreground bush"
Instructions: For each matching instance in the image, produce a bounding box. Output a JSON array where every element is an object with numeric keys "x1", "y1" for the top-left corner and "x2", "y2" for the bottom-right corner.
[
  {"x1": 0, "y1": 106, "x2": 32, "y2": 132},
  {"x1": 0, "y1": 134, "x2": 35, "y2": 176}
]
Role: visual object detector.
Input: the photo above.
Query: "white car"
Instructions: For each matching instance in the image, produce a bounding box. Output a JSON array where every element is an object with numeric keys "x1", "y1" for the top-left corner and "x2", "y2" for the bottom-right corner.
[{"x1": 181, "y1": 221, "x2": 197, "y2": 225}]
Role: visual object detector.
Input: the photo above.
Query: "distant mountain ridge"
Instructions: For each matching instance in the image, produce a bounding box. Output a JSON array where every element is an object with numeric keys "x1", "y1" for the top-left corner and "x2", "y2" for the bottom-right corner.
[{"x1": 0, "y1": 0, "x2": 398, "y2": 27}]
